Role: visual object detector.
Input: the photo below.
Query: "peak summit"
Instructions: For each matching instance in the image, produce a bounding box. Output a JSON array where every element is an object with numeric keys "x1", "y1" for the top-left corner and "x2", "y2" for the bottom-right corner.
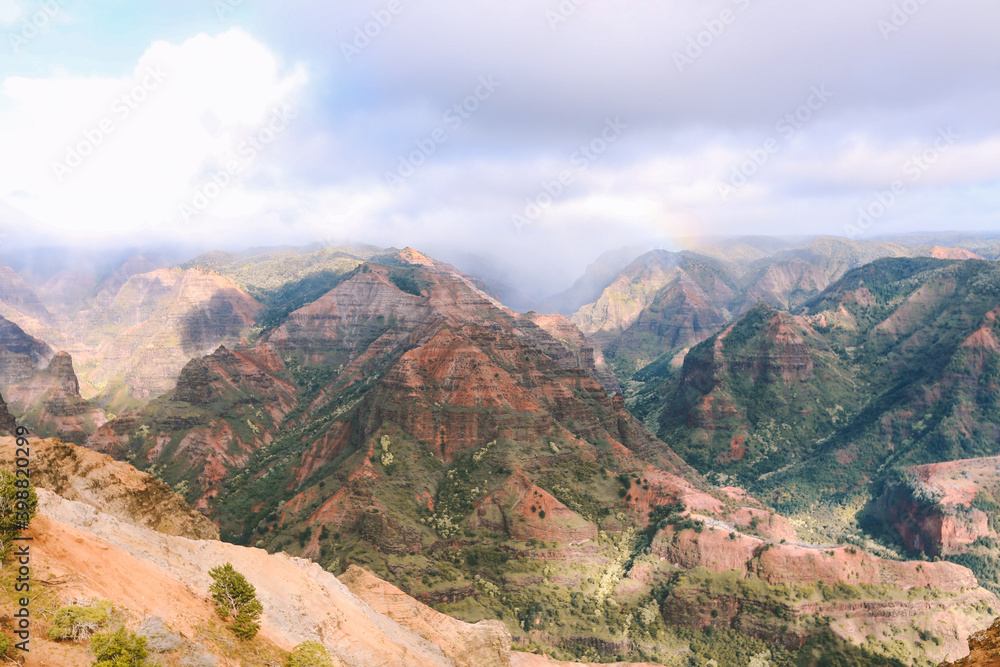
[{"x1": 398, "y1": 247, "x2": 435, "y2": 266}]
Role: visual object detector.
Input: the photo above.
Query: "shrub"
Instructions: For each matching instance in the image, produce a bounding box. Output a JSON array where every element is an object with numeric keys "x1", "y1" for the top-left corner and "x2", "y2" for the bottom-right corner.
[
  {"x1": 90, "y1": 627, "x2": 152, "y2": 666},
  {"x1": 287, "y1": 641, "x2": 335, "y2": 667},
  {"x1": 48, "y1": 600, "x2": 113, "y2": 642},
  {"x1": 209, "y1": 563, "x2": 263, "y2": 640},
  {"x1": 0, "y1": 633, "x2": 12, "y2": 658},
  {"x1": 0, "y1": 469, "x2": 38, "y2": 559},
  {"x1": 137, "y1": 616, "x2": 185, "y2": 653}
]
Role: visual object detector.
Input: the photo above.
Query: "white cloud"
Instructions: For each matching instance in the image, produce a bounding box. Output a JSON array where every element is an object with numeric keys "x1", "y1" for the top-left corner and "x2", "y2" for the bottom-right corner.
[
  {"x1": 0, "y1": 28, "x2": 307, "y2": 241},
  {"x1": 0, "y1": 0, "x2": 23, "y2": 24}
]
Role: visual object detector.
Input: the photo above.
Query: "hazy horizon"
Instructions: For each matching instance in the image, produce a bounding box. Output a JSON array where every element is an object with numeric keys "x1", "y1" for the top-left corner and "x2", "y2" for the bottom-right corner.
[
  {"x1": 3, "y1": 230, "x2": 1000, "y2": 304},
  {"x1": 1, "y1": 1, "x2": 998, "y2": 296}
]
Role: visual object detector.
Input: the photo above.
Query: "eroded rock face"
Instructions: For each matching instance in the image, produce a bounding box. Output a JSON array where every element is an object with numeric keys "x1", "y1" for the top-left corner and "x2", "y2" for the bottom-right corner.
[
  {"x1": 0, "y1": 436, "x2": 217, "y2": 540},
  {"x1": 944, "y1": 616, "x2": 1000, "y2": 666},
  {"x1": 649, "y1": 499, "x2": 996, "y2": 663},
  {"x1": 88, "y1": 344, "x2": 300, "y2": 509},
  {"x1": 752, "y1": 543, "x2": 977, "y2": 590},
  {"x1": 0, "y1": 313, "x2": 53, "y2": 384},
  {"x1": 78, "y1": 267, "x2": 263, "y2": 402},
  {"x1": 655, "y1": 301, "x2": 862, "y2": 477},
  {"x1": 571, "y1": 251, "x2": 736, "y2": 372},
  {"x1": 0, "y1": 391, "x2": 16, "y2": 434},
  {"x1": 520, "y1": 312, "x2": 620, "y2": 393},
  {"x1": 469, "y1": 470, "x2": 598, "y2": 544},
  {"x1": 874, "y1": 457, "x2": 1000, "y2": 557},
  {"x1": 2, "y1": 351, "x2": 107, "y2": 444}
]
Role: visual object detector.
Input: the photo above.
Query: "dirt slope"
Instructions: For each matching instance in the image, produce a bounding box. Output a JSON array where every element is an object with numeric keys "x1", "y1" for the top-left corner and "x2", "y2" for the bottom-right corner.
[{"x1": 27, "y1": 489, "x2": 510, "y2": 666}]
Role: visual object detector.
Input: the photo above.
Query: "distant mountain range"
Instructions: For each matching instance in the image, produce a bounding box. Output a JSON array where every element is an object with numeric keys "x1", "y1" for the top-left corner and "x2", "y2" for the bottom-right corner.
[{"x1": 5, "y1": 234, "x2": 1000, "y2": 665}]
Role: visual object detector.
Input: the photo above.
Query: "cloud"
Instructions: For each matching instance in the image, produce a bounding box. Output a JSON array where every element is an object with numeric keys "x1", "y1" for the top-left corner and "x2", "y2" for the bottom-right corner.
[
  {"x1": 0, "y1": 0, "x2": 23, "y2": 24},
  {"x1": 0, "y1": 28, "x2": 307, "y2": 243},
  {"x1": 1, "y1": 1, "x2": 999, "y2": 297}
]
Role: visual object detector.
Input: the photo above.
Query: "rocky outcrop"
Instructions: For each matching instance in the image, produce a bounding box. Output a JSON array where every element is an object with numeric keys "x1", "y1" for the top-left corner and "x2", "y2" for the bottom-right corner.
[
  {"x1": 89, "y1": 344, "x2": 300, "y2": 508},
  {"x1": 0, "y1": 391, "x2": 16, "y2": 434},
  {"x1": 652, "y1": 506, "x2": 997, "y2": 663},
  {"x1": 736, "y1": 258, "x2": 832, "y2": 312},
  {"x1": 2, "y1": 351, "x2": 108, "y2": 444},
  {"x1": 520, "y1": 312, "x2": 621, "y2": 393},
  {"x1": 173, "y1": 345, "x2": 298, "y2": 419},
  {"x1": 0, "y1": 436, "x2": 217, "y2": 539},
  {"x1": 661, "y1": 574, "x2": 995, "y2": 662},
  {"x1": 84, "y1": 411, "x2": 141, "y2": 457},
  {"x1": 363, "y1": 321, "x2": 689, "y2": 471},
  {"x1": 573, "y1": 237, "x2": 973, "y2": 379},
  {"x1": 651, "y1": 519, "x2": 978, "y2": 591},
  {"x1": 943, "y1": 616, "x2": 1000, "y2": 666},
  {"x1": 571, "y1": 251, "x2": 736, "y2": 373},
  {"x1": 875, "y1": 458, "x2": 1000, "y2": 556},
  {"x1": 469, "y1": 470, "x2": 598, "y2": 543},
  {"x1": 0, "y1": 313, "x2": 53, "y2": 384}
]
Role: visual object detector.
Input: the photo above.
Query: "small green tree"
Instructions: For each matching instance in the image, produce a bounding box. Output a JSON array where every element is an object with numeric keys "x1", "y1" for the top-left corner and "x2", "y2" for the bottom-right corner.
[
  {"x1": 0, "y1": 469, "x2": 38, "y2": 559},
  {"x1": 90, "y1": 628, "x2": 152, "y2": 667},
  {"x1": 287, "y1": 640, "x2": 335, "y2": 667},
  {"x1": 49, "y1": 600, "x2": 113, "y2": 641},
  {"x1": 209, "y1": 563, "x2": 263, "y2": 640}
]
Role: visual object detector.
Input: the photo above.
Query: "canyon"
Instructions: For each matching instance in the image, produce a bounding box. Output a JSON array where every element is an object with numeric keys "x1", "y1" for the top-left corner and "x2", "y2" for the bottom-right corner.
[{"x1": 4, "y1": 238, "x2": 1000, "y2": 664}]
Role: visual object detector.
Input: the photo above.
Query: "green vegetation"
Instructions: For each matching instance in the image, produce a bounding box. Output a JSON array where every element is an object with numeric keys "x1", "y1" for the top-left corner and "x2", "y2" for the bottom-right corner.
[
  {"x1": 388, "y1": 267, "x2": 428, "y2": 297},
  {"x1": 683, "y1": 627, "x2": 795, "y2": 666},
  {"x1": 632, "y1": 258, "x2": 1000, "y2": 537},
  {"x1": 209, "y1": 563, "x2": 264, "y2": 640},
  {"x1": 49, "y1": 600, "x2": 114, "y2": 641},
  {"x1": 248, "y1": 269, "x2": 354, "y2": 342},
  {"x1": 646, "y1": 300, "x2": 863, "y2": 487},
  {"x1": 662, "y1": 568, "x2": 953, "y2": 666},
  {"x1": 182, "y1": 243, "x2": 387, "y2": 294},
  {"x1": 0, "y1": 468, "x2": 37, "y2": 560},
  {"x1": 287, "y1": 641, "x2": 335, "y2": 667},
  {"x1": 89, "y1": 627, "x2": 153, "y2": 667}
]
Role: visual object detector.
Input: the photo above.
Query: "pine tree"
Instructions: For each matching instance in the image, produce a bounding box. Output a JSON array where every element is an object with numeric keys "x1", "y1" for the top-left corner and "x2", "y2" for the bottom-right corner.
[{"x1": 208, "y1": 563, "x2": 263, "y2": 640}]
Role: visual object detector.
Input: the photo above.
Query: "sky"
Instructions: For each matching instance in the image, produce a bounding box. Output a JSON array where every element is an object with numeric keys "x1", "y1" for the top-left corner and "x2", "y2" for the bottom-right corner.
[{"x1": 0, "y1": 0, "x2": 998, "y2": 296}]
